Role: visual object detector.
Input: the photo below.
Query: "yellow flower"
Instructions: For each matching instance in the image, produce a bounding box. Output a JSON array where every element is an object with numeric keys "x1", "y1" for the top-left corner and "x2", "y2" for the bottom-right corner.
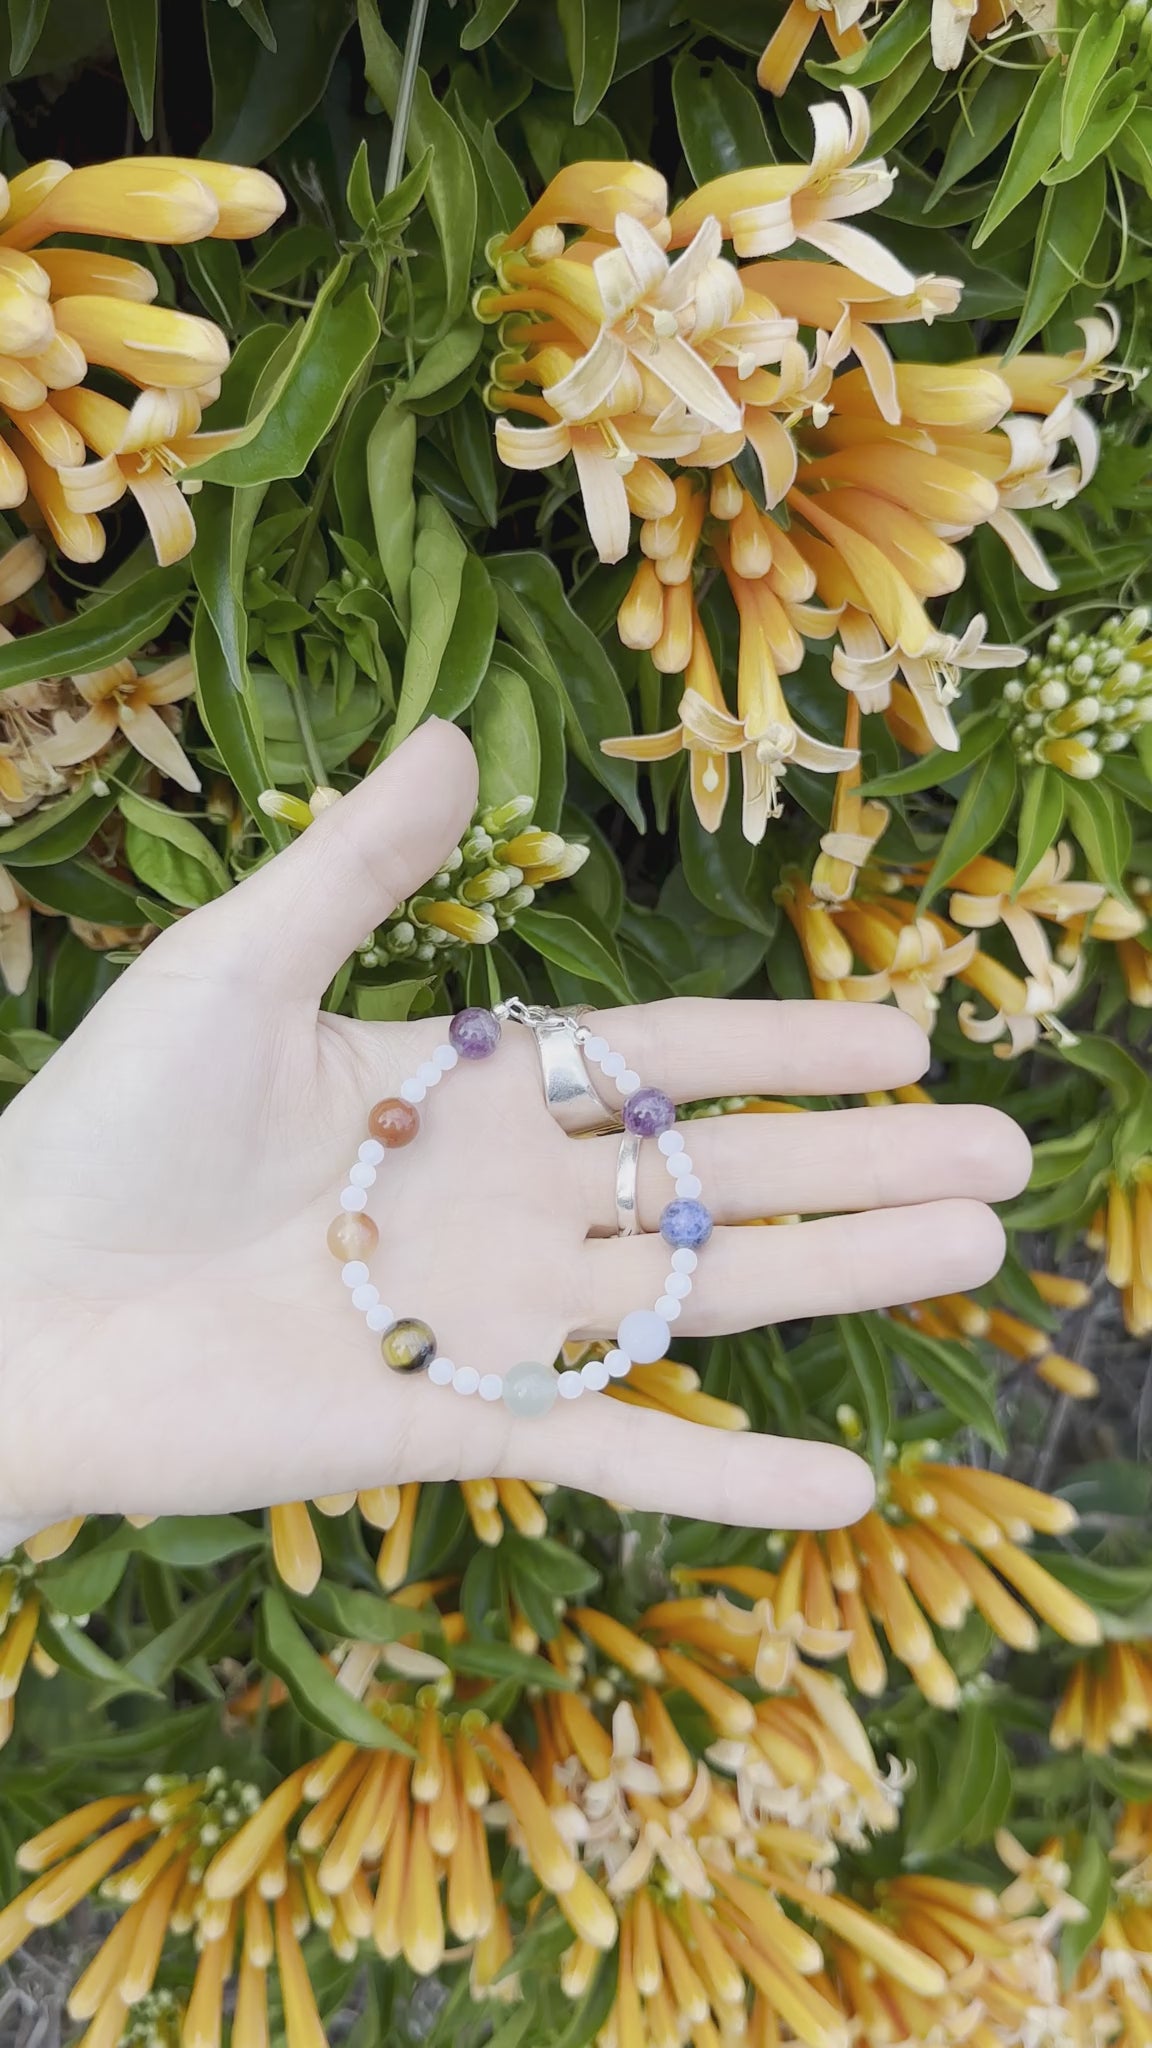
[
  {"x1": 1052, "y1": 1642, "x2": 1152, "y2": 1753},
  {"x1": 37, "y1": 652, "x2": 200, "y2": 793},
  {"x1": 1094, "y1": 1170, "x2": 1152, "y2": 1337},
  {"x1": 669, "y1": 90, "x2": 913, "y2": 297},
  {"x1": 493, "y1": 158, "x2": 668, "y2": 252},
  {"x1": 811, "y1": 700, "x2": 890, "y2": 903},
  {"x1": 0, "y1": 156, "x2": 282, "y2": 563}
]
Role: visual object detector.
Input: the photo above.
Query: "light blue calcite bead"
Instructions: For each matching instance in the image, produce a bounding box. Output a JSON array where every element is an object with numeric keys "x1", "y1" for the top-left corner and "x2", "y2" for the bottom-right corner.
[{"x1": 501, "y1": 1359, "x2": 559, "y2": 1418}]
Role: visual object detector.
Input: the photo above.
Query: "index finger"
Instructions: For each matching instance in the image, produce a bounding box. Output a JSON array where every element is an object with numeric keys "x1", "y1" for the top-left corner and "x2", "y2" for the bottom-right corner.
[{"x1": 585, "y1": 997, "x2": 929, "y2": 1103}]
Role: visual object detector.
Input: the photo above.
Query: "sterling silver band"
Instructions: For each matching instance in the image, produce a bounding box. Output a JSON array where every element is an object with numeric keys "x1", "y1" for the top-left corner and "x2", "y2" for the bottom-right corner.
[
  {"x1": 615, "y1": 1130, "x2": 641, "y2": 1236},
  {"x1": 496, "y1": 998, "x2": 622, "y2": 1137}
]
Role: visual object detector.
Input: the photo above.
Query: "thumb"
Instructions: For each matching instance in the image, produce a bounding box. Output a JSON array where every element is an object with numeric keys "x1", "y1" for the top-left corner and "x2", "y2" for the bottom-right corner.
[{"x1": 161, "y1": 721, "x2": 479, "y2": 998}]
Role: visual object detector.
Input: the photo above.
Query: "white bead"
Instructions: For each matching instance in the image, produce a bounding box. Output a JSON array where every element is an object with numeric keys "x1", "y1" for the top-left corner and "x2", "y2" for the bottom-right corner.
[
  {"x1": 359, "y1": 1139, "x2": 385, "y2": 1167},
  {"x1": 557, "y1": 1370, "x2": 585, "y2": 1400},
  {"x1": 677, "y1": 1175, "x2": 703, "y2": 1199},
  {"x1": 366, "y1": 1304, "x2": 395, "y2": 1332},
  {"x1": 417, "y1": 1060, "x2": 442, "y2": 1088},
  {"x1": 605, "y1": 1348, "x2": 632, "y2": 1379},
  {"x1": 433, "y1": 1044, "x2": 458, "y2": 1071},
  {"x1": 671, "y1": 1248, "x2": 698, "y2": 1274},
  {"x1": 668, "y1": 1151, "x2": 693, "y2": 1177},
  {"x1": 658, "y1": 1130, "x2": 685, "y2": 1156},
  {"x1": 600, "y1": 1050, "x2": 626, "y2": 1079},
  {"x1": 341, "y1": 1261, "x2": 369, "y2": 1288},
  {"x1": 665, "y1": 1272, "x2": 693, "y2": 1299},
  {"x1": 452, "y1": 1365, "x2": 480, "y2": 1396},
  {"x1": 478, "y1": 1373, "x2": 504, "y2": 1402},
  {"x1": 400, "y1": 1077, "x2": 425, "y2": 1104},
  {"x1": 618, "y1": 1070, "x2": 641, "y2": 1095},
  {"x1": 340, "y1": 1186, "x2": 367, "y2": 1212},
  {"x1": 581, "y1": 1357, "x2": 610, "y2": 1391},
  {"x1": 351, "y1": 1283, "x2": 379, "y2": 1312},
  {"x1": 583, "y1": 1034, "x2": 609, "y2": 1064},
  {"x1": 617, "y1": 1309, "x2": 670, "y2": 1364},
  {"x1": 349, "y1": 1161, "x2": 376, "y2": 1189},
  {"x1": 428, "y1": 1357, "x2": 455, "y2": 1386},
  {"x1": 655, "y1": 1295, "x2": 681, "y2": 1322}
]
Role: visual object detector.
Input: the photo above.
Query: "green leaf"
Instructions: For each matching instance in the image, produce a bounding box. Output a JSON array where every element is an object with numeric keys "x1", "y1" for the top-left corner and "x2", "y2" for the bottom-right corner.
[
  {"x1": 354, "y1": 977, "x2": 434, "y2": 1020},
  {"x1": 292, "y1": 1578, "x2": 438, "y2": 1643},
  {"x1": 22, "y1": 858, "x2": 158, "y2": 927},
  {"x1": 191, "y1": 481, "x2": 265, "y2": 697},
  {"x1": 1059, "y1": 1033, "x2": 1150, "y2": 1115},
  {"x1": 38, "y1": 1544, "x2": 129, "y2": 1617},
  {"x1": 860, "y1": 712, "x2": 1002, "y2": 798},
  {"x1": 1061, "y1": 1836, "x2": 1114, "y2": 1981},
  {"x1": 933, "y1": 63, "x2": 1033, "y2": 201},
  {"x1": 259, "y1": 1589, "x2": 413, "y2": 1749},
  {"x1": 836, "y1": 1314, "x2": 892, "y2": 1473},
  {"x1": 107, "y1": 0, "x2": 158, "y2": 137},
  {"x1": 0, "y1": 564, "x2": 188, "y2": 695},
  {"x1": 206, "y1": 0, "x2": 351, "y2": 161},
  {"x1": 1061, "y1": 11, "x2": 1126, "y2": 157},
  {"x1": 678, "y1": 783, "x2": 775, "y2": 935},
  {"x1": 1046, "y1": 87, "x2": 1136, "y2": 184},
  {"x1": 445, "y1": 1639, "x2": 575, "y2": 1689},
  {"x1": 359, "y1": 1, "x2": 479, "y2": 336},
  {"x1": 671, "y1": 53, "x2": 771, "y2": 184},
  {"x1": 36, "y1": 1615, "x2": 160, "y2": 1698},
  {"x1": 104, "y1": 1515, "x2": 265, "y2": 1566},
  {"x1": 391, "y1": 496, "x2": 467, "y2": 745},
  {"x1": 367, "y1": 399, "x2": 418, "y2": 628},
  {"x1": 1012, "y1": 161, "x2": 1107, "y2": 351},
  {"x1": 888, "y1": 1323, "x2": 1006, "y2": 1450},
  {"x1": 559, "y1": 0, "x2": 619, "y2": 123},
  {"x1": 1064, "y1": 779, "x2": 1133, "y2": 902},
  {"x1": 514, "y1": 905, "x2": 634, "y2": 1002},
  {"x1": 190, "y1": 263, "x2": 380, "y2": 486},
  {"x1": 116, "y1": 1572, "x2": 254, "y2": 1694},
  {"x1": 191, "y1": 605, "x2": 285, "y2": 851},
  {"x1": 0, "y1": 764, "x2": 129, "y2": 869},
  {"x1": 551, "y1": 1955, "x2": 618, "y2": 2048},
  {"x1": 973, "y1": 59, "x2": 1062, "y2": 247},
  {"x1": 369, "y1": 146, "x2": 436, "y2": 238},
  {"x1": 119, "y1": 791, "x2": 231, "y2": 910},
  {"x1": 908, "y1": 1707, "x2": 1003, "y2": 1855},
  {"x1": 490, "y1": 554, "x2": 643, "y2": 829},
  {"x1": 473, "y1": 661, "x2": 541, "y2": 810},
  {"x1": 918, "y1": 743, "x2": 1018, "y2": 907},
  {"x1": 1015, "y1": 764, "x2": 1065, "y2": 882},
  {"x1": 810, "y1": 0, "x2": 930, "y2": 87},
  {"x1": 460, "y1": 0, "x2": 520, "y2": 48},
  {"x1": 8, "y1": 0, "x2": 49, "y2": 70},
  {"x1": 427, "y1": 552, "x2": 498, "y2": 721}
]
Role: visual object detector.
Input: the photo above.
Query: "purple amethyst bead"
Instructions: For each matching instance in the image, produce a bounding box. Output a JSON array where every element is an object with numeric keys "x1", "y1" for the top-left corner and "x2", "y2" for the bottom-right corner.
[
  {"x1": 623, "y1": 1086, "x2": 676, "y2": 1139},
  {"x1": 449, "y1": 1007, "x2": 502, "y2": 1059},
  {"x1": 660, "y1": 1197, "x2": 713, "y2": 1249}
]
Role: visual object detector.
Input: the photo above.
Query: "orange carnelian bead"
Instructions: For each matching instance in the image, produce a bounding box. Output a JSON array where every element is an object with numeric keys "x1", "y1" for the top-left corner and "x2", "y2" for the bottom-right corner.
[
  {"x1": 368, "y1": 1098, "x2": 420, "y2": 1147},
  {"x1": 326, "y1": 1211, "x2": 379, "y2": 1261}
]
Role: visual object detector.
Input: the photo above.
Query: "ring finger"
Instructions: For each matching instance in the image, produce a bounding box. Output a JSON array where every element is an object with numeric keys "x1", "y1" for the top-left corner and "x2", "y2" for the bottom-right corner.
[{"x1": 577, "y1": 1102, "x2": 1031, "y2": 1233}]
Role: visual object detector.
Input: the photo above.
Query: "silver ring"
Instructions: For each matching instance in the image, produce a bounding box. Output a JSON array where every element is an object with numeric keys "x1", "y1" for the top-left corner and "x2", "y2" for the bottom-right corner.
[
  {"x1": 615, "y1": 1131, "x2": 641, "y2": 1235},
  {"x1": 497, "y1": 998, "x2": 622, "y2": 1136}
]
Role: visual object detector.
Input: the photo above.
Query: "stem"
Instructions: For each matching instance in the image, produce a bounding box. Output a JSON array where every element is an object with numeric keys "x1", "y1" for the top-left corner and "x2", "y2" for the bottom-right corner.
[{"x1": 282, "y1": 0, "x2": 432, "y2": 789}]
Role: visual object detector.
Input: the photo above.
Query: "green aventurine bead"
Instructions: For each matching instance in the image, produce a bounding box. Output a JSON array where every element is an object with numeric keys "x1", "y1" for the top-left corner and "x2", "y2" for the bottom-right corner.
[
  {"x1": 501, "y1": 1360, "x2": 559, "y2": 1418},
  {"x1": 380, "y1": 1318, "x2": 436, "y2": 1374}
]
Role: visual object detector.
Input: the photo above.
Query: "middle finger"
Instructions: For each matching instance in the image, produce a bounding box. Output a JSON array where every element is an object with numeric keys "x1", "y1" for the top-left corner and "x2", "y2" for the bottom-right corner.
[{"x1": 576, "y1": 1102, "x2": 1031, "y2": 1234}]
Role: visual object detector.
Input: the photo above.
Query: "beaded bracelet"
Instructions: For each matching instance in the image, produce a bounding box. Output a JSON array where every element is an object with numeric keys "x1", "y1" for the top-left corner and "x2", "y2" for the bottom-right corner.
[{"x1": 325, "y1": 1003, "x2": 713, "y2": 1419}]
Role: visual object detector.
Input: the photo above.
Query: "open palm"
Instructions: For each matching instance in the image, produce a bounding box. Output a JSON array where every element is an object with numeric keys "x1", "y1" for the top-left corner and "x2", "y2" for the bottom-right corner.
[{"x1": 0, "y1": 721, "x2": 1030, "y2": 1546}]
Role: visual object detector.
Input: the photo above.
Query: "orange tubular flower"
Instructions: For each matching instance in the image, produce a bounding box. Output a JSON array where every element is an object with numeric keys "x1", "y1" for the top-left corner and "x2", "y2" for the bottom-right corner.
[
  {"x1": 484, "y1": 105, "x2": 1107, "y2": 843},
  {"x1": 683, "y1": 1455, "x2": 1099, "y2": 1708},
  {"x1": 0, "y1": 156, "x2": 282, "y2": 563},
  {"x1": 1052, "y1": 1643, "x2": 1152, "y2": 1753},
  {"x1": 268, "y1": 1478, "x2": 553, "y2": 1596},
  {"x1": 1095, "y1": 1169, "x2": 1152, "y2": 1337}
]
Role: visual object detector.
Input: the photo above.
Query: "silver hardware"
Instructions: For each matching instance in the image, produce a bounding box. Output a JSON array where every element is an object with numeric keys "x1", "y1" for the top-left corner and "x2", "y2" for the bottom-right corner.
[
  {"x1": 615, "y1": 1130, "x2": 641, "y2": 1236},
  {"x1": 498, "y1": 999, "x2": 621, "y2": 1135}
]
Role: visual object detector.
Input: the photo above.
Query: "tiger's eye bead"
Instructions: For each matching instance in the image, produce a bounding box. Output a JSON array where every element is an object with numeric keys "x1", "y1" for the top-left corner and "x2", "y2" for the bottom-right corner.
[
  {"x1": 449, "y1": 1007, "x2": 501, "y2": 1060},
  {"x1": 380, "y1": 1318, "x2": 436, "y2": 1374},
  {"x1": 327, "y1": 1211, "x2": 379, "y2": 1261},
  {"x1": 368, "y1": 1097, "x2": 421, "y2": 1147}
]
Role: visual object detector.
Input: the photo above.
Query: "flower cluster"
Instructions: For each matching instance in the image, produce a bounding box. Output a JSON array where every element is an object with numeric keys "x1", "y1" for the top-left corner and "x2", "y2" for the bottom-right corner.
[
  {"x1": 901, "y1": 1268, "x2": 1100, "y2": 1400},
  {"x1": 258, "y1": 789, "x2": 589, "y2": 961},
  {"x1": 684, "y1": 1454, "x2": 1099, "y2": 1708},
  {"x1": 1053, "y1": 1641, "x2": 1152, "y2": 1752},
  {"x1": 1003, "y1": 608, "x2": 1152, "y2": 781},
  {"x1": 0, "y1": 156, "x2": 282, "y2": 565},
  {"x1": 757, "y1": 0, "x2": 1038, "y2": 90},
  {"x1": 482, "y1": 102, "x2": 1110, "y2": 843}
]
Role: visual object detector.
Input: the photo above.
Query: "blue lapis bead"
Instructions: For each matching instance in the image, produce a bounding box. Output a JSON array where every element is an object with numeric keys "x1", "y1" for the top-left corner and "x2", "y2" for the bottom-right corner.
[{"x1": 659, "y1": 1197, "x2": 713, "y2": 1249}]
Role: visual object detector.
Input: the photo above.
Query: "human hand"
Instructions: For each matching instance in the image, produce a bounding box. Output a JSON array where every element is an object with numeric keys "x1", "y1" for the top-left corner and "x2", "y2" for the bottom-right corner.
[{"x1": 0, "y1": 721, "x2": 1029, "y2": 1544}]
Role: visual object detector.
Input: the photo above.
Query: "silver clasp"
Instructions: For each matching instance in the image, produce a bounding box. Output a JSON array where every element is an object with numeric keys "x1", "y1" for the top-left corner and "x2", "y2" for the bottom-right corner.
[{"x1": 496, "y1": 997, "x2": 588, "y2": 1042}]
